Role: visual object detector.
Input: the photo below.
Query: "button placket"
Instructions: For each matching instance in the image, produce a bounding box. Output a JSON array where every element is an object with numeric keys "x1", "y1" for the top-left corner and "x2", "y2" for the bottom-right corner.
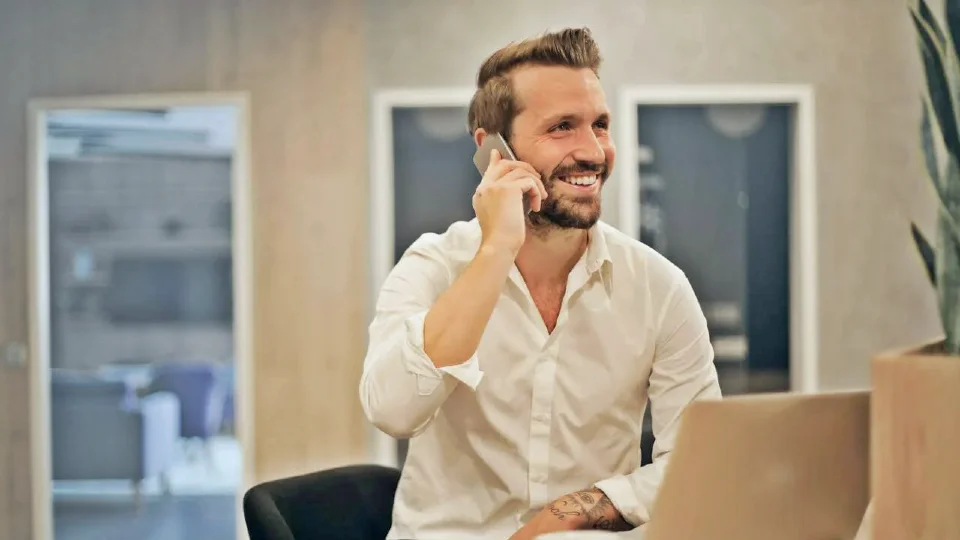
[{"x1": 527, "y1": 346, "x2": 558, "y2": 509}]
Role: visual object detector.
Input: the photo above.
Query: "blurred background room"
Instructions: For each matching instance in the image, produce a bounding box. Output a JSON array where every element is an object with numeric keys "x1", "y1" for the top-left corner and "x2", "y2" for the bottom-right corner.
[{"x1": 0, "y1": 0, "x2": 944, "y2": 539}]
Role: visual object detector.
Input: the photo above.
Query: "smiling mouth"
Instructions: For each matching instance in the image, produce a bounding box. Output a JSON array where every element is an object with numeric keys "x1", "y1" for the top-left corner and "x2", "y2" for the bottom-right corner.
[{"x1": 558, "y1": 174, "x2": 600, "y2": 189}]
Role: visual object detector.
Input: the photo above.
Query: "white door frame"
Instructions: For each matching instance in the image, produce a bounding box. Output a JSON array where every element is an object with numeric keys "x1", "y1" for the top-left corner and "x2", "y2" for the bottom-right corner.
[
  {"x1": 27, "y1": 92, "x2": 256, "y2": 540},
  {"x1": 368, "y1": 88, "x2": 475, "y2": 468},
  {"x1": 616, "y1": 84, "x2": 818, "y2": 394}
]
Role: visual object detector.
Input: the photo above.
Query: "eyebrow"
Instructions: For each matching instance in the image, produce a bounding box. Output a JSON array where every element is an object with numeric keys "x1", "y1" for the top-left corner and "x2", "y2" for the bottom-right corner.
[{"x1": 541, "y1": 111, "x2": 611, "y2": 128}]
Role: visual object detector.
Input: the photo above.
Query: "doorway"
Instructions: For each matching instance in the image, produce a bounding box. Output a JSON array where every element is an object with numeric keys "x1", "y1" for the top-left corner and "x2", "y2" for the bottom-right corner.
[
  {"x1": 618, "y1": 84, "x2": 818, "y2": 395},
  {"x1": 617, "y1": 85, "x2": 818, "y2": 464},
  {"x1": 369, "y1": 88, "x2": 475, "y2": 469},
  {"x1": 28, "y1": 94, "x2": 255, "y2": 540}
]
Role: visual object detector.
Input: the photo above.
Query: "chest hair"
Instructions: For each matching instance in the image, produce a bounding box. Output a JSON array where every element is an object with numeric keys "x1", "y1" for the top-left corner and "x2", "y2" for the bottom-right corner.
[{"x1": 528, "y1": 282, "x2": 567, "y2": 334}]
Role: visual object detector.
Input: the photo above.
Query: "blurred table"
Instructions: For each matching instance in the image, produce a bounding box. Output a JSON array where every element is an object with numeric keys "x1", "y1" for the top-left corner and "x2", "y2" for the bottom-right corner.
[{"x1": 97, "y1": 360, "x2": 155, "y2": 392}]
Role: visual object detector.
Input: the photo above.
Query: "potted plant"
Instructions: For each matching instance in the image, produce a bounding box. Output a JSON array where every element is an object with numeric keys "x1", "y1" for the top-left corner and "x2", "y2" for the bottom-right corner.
[{"x1": 872, "y1": 1, "x2": 960, "y2": 537}]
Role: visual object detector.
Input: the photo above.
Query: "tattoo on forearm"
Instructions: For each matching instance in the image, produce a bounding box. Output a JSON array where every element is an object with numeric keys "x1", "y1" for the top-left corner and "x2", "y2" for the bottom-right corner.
[
  {"x1": 568, "y1": 489, "x2": 631, "y2": 531},
  {"x1": 548, "y1": 498, "x2": 583, "y2": 520}
]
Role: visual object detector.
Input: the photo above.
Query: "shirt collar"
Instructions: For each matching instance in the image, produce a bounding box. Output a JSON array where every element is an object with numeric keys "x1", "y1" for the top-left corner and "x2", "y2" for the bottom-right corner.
[
  {"x1": 505, "y1": 222, "x2": 614, "y2": 292},
  {"x1": 585, "y1": 222, "x2": 613, "y2": 287}
]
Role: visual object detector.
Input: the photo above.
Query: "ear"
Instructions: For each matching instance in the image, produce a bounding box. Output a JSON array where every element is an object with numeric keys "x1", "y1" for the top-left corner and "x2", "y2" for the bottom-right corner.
[{"x1": 473, "y1": 128, "x2": 487, "y2": 149}]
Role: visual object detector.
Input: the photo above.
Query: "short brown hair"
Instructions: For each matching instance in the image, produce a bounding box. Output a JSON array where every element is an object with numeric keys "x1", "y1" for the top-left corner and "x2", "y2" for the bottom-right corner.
[{"x1": 467, "y1": 27, "x2": 602, "y2": 141}]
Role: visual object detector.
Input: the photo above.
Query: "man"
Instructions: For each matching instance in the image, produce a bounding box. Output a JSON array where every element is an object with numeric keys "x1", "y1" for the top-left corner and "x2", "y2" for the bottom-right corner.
[{"x1": 360, "y1": 27, "x2": 721, "y2": 539}]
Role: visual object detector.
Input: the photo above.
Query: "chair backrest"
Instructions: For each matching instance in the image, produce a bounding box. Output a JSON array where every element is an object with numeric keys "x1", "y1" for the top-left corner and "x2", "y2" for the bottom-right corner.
[
  {"x1": 151, "y1": 362, "x2": 223, "y2": 437},
  {"x1": 243, "y1": 465, "x2": 400, "y2": 540}
]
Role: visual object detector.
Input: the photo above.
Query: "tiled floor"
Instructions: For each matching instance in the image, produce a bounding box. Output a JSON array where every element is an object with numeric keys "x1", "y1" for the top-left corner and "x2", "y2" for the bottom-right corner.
[
  {"x1": 54, "y1": 494, "x2": 235, "y2": 540},
  {"x1": 52, "y1": 436, "x2": 242, "y2": 540}
]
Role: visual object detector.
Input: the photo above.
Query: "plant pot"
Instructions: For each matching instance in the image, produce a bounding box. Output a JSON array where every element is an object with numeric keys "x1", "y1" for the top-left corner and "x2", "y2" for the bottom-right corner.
[{"x1": 872, "y1": 342, "x2": 960, "y2": 539}]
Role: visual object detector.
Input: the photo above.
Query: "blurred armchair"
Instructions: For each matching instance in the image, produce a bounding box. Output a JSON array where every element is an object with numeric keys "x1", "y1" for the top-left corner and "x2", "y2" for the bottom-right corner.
[
  {"x1": 151, "y1": 362, "x2": 227, "y2": 443},
  {"x1": 50, "y1": 371, "x2": 180, "y2": 507}
]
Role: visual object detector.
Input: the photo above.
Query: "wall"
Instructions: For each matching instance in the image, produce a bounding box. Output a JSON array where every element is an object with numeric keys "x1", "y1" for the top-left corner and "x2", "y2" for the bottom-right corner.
[
  {"x1": 366, "y1": 0, "x2": 941, "y2": 390},
  {"x1": 0, "y1": 0, "x2": 943, "y2": 536},
  {"x1": 0, "y1": 1, "x2": 368, "y2": 538}
]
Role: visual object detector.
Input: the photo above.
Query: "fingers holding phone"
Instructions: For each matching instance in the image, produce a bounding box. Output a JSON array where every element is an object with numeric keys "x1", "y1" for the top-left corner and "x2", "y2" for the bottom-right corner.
[
  {"x1": 473, "y1": 133, "x2": 548, "y2": 210},
  {"x1": 473, "y1": 148, "x2": 546, "y2": 254},
  {"x1": 480, "y1": 149, "x2": 546, "y2": 206}
]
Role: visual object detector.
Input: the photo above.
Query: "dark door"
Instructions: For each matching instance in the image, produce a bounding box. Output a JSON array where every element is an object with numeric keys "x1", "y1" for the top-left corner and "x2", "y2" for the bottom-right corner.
[
  {"x1": 390, "y1": 106, "x2": 475, "y2": 467},
  {"x1": 634, "y1": 103, "x2": 792, "y2": 464}
]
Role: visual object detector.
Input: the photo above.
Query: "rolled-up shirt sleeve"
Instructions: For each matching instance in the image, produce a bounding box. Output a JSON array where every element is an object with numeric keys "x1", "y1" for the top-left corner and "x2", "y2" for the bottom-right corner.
[
  {"x1": 594, "y1": 271, "x2": 722, "y2": 526},
  {"x1": 359, "y1": 238, "x2": 485, "y2": 439}
]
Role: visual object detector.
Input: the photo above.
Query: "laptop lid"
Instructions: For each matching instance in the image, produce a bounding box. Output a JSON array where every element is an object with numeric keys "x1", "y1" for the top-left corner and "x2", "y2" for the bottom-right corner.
[{"x1": 645, "y1": 391, "x2": 870, "y2": 540}]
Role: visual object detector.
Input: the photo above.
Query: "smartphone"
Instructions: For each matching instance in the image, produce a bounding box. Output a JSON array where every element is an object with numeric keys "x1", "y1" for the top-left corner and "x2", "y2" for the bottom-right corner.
[
  {"x1": 472, "y1": 132, "x2": 531, "y2": 213},
  {"x1": 473, "y1": 132, "x2": 517, "y2": 171}
]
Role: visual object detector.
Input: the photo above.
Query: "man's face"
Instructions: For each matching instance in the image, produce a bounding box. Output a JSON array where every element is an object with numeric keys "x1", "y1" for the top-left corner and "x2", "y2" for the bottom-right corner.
[{"x1": 507, "y1": 65, "x2": 615, "y2": 230}]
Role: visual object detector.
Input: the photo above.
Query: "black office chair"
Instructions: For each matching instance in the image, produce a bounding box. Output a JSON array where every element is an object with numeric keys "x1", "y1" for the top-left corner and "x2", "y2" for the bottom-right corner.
[{"x1": 243, "y1": 464, "x2": 401, "y2": 540}]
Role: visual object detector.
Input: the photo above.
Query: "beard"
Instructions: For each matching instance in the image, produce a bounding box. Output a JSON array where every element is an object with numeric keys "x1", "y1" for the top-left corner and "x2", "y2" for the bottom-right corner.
[{"x1": 529, "y1": 160, "x2": 608, "y2": 231}]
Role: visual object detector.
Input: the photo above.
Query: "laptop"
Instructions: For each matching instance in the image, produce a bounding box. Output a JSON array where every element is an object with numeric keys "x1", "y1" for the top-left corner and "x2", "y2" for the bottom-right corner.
[{"x1": 640, "y1": 390, "x2": 871, "y2": 540}]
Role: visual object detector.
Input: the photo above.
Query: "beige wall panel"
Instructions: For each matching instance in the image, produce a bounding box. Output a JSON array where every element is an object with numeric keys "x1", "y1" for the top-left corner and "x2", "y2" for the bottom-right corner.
[{"x1": 0, "y1": 0, "x2": 369, "y2": 537}]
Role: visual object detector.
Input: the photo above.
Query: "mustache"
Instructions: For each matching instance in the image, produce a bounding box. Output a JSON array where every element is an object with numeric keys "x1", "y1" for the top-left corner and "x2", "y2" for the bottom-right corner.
[{"x1": 550, "y1": 160, "x2": 606, "y2": 179}]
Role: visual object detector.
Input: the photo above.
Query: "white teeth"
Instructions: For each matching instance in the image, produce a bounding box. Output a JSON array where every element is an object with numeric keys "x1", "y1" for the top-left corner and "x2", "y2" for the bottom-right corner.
[{"x1": 564, "y1": 175, "x2": 597, "y2": 186}]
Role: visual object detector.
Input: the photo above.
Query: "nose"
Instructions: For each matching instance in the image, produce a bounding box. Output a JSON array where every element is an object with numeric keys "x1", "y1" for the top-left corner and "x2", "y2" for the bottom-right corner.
[{"x1": 573, "y1": 129, "x2": 605, "y2": 164}]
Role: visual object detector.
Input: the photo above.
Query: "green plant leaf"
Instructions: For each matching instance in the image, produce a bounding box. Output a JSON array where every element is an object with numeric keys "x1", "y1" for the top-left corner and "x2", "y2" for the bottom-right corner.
[
  {"x1": 913, "y1": 9, "x2": 960, "y2": 160},
  {"x1": 922, "y1": 98, "x2": 944, "y2": 188},
  {"x1": 921, "y1": 0, "x2": 947, "y2": 47},
  {"x1": 912, "y1": 222, "x2": 938, "y2": 286},
  {"x1": 934, "y1": 207, "x2": 960, "y2": 352},
  {"x1": 944, "y1": 0, "x2": 960, "y2": 60},
  {"x1": 921, "y1": 100, "x2": 960, "y2": 256}
]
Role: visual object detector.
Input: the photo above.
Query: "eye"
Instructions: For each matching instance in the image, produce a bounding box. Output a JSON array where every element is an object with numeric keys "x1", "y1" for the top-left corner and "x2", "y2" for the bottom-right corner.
[
  {"x1": 551, "y1": 121, "x2": 573, "y2": 132},
  {"x1": 593, "y1": 119, "x2": 609, "y2": 130}
]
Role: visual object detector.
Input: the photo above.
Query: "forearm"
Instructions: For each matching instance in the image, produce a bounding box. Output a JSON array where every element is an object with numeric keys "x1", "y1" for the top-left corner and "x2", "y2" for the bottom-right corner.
[
  {"x1": 594, "y1": 458, "x2": 670, "y2": 527},
  {"x1": 423, "y1": 243, "x2": 515, "y2": 368},
  {"x1": 361, "y1": 244, "x2": 506, "y2": 438},
  {"x1": 359, "y1": 341, "x2": 460, "y2": 438},
  {"x1": 360, "y1": 237, "x2": 505, "y2": 438},
  {"x1": 551, "y1": 488, "x2": 633, "y2": 532},
  {"x1": 510, "y1": 487, "x2": 633, "y2": 540}
]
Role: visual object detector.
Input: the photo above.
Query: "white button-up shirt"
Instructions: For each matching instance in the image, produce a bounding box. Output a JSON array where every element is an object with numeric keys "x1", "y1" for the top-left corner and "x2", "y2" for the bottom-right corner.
[{"x1": 360, "y1": 219, "x2": 721, "y2": 539}]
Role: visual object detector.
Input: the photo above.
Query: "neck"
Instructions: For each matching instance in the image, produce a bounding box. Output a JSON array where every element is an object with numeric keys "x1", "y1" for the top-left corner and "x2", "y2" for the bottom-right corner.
[{"x1": 514, "y1": 224, "x2": 590, "y2": 286}]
